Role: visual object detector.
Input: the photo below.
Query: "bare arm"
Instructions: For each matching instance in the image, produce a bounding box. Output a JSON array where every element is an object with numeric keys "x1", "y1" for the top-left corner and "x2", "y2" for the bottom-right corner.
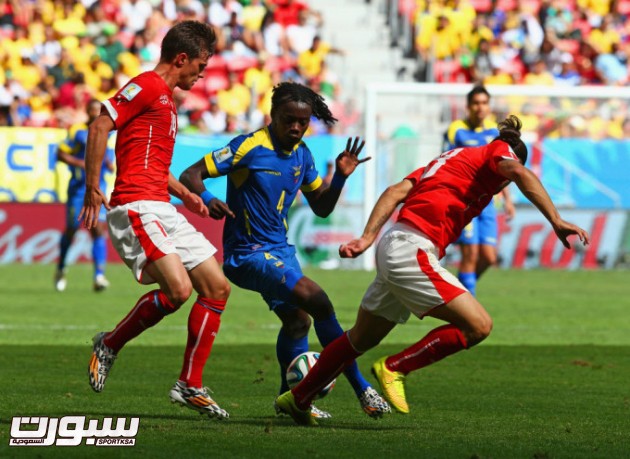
[
  {"x1": 180, "y1": 158, "x2": 234, "y2": 220},
  {"x1": 497, "y1": 159, "x2": 589, "y2": 248},
  {"x1": 57, "y1": 149, "x2": 85, "y2": 169},
  {"x1": 500, "y1": 186, "x2": 515, "y2": 221},
  {"x1": 79, "y1": 114, "x2": 114, "y2": 229},
  {"x1": 166, "y1": 171, "x2": 209, "y2": 218},
  {"x1": 304, "y1": 137, "x2": 369, "y2": 217},
  {"x1": 339, "y1": 178, "x2": 414, "y2": 258}
]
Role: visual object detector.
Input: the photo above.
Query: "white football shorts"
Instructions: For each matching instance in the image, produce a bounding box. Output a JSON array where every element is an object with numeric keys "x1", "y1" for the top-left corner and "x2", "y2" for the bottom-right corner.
[
  {"x1": 361, "y1": 222, "x2": 466, "y2": 324},
  {"x1": 107, "y1": 200, "x2": 217, "y2": 284}
]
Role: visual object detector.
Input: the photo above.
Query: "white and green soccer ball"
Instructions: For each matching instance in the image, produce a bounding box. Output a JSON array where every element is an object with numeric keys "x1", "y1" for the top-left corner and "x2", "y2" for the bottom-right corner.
[{"x1": 286, "y1": 351, "x2": 336, "y2": 400}]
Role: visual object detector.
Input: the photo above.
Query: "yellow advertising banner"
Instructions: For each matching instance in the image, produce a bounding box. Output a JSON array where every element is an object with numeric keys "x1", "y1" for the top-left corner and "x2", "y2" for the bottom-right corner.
[{"x1": 0, "y1": 127, "x2": 115, "y2": 203}]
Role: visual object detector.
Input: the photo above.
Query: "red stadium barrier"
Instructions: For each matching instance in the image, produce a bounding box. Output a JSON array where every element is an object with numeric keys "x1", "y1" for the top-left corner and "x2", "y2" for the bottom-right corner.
[{"x1": 0, "y1": 203, "x2": 224, "y2": 264}]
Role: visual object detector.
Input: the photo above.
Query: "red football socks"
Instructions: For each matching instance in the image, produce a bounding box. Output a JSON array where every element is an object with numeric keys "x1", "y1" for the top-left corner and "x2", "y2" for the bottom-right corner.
[
  {"x1": 292, "y1": 332, "x2": 361, "y2": 410},
  {"x1": 385, "y1": 324, "x2": 468, "y2": 375},
  {"x1": 179, "y1": 297, "x2": 226, "y2": 388},
  {"x1": 104, "y1": 290, "x2": 174, "y2": 353}
]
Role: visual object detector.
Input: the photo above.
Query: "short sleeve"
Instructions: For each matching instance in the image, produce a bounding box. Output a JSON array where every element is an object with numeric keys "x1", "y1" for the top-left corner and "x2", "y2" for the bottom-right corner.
[
  {"x1": 299, "y1": 148, "x2": 322, "y2": 193},
  {"x1": 404, "y1": 166, "x2": 425, "y2": 184},
  {"x1": 102, "y1": 77, "x2": 156, "y2": 129},
  {"x1": 203, "y1": 136, "x2": 249, "y2": 177},
  {"x1": 488, "y1": 141, "x2": 519, "y2": 174},
  {"x1": 59, "y1": 125, "x2": 80, "y2": 154}
]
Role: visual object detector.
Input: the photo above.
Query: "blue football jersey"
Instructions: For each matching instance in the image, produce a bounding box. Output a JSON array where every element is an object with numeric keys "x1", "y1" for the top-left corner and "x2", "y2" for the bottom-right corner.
[
  {"x1": 444, "y1": 118, "x2": 499, "y2": 150},
  {"x1": 59, "y1": 123, "x2": 114, "y2": 197},
  {"x1": 203, "y1": 126, "x2": 322, "y2": 252}
]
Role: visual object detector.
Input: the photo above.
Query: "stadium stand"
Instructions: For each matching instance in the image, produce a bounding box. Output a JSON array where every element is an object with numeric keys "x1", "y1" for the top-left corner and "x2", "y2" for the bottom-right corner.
[{"x1": 0, "y1": 0, "x2": 359, "y2": 135}]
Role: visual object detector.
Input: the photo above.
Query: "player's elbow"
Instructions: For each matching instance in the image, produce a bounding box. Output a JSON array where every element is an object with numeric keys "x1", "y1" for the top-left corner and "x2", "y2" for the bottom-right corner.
[
  {"x1": 312, "y1": 206, "x2": 332, "y2": 218},
  {"x1": 179, "y1": 168, "x2": 194, "y2": 188}
]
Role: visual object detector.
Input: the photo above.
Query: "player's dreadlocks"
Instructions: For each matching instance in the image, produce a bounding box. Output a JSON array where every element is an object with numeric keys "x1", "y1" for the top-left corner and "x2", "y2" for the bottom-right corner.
[
  {"x1": 495, "y1": 115, "x2": 528, "y2": 164},
  {"x1": 271, "y1": 82, "x2": 338, "y2": 126}
]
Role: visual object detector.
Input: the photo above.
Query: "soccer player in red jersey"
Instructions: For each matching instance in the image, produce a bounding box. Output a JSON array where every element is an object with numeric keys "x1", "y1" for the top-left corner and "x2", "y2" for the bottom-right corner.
[
  {"x1": 275, "y1": 116, "x2": 590, "y2": 425},
  {"x1": 79, "y1": 21, "x2": 231, "y2": 420}
]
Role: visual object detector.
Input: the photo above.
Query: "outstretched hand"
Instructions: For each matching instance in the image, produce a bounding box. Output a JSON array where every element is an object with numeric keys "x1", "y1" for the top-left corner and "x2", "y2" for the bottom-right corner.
[
  {"x1": 79, "y1": 188, "x2": 110, "y2": 229},
  {"x1": 335, "y1": 136, "x2": 370, "y2": 177},
  {"x1": 339, "y1": 237, "x2": 371, "y2": 258},
  {"x1": 207, "y1": 198, "x2": 235, "y2": 220},
  {"x1": 182, "y1": 192, "x2": 209, "y2": 218},
  {"x1": 553, "y1": 220, "x2": 590, "y2": 249}
]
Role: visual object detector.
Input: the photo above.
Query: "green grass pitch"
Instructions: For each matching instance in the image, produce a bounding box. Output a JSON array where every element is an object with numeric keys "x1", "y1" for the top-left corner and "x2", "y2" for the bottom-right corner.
[{"x1": 1, "y1": 264, "x2": 629, "y2": 458}]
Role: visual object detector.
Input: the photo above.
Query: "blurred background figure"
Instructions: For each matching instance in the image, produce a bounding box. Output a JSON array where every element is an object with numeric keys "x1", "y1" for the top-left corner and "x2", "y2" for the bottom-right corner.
[{"x1": 55, "y1": 99, "x2": 114, "y2": 292}]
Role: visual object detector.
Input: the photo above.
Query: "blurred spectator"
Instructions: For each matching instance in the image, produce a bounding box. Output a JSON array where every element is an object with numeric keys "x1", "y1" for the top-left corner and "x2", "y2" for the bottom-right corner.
[
  {"x1": 588, "y1": 13, "x2": 620, "y2": 54},
  {"x1": 120, "y1": 0, "x2": 154, "y2": 34},
  {"x1": 297, "y1": 35, "x2": 343, "y2": 82},
  {"x1": 244, "y1": 57, "x2": 273, "y2": 97},
  {"x1": 470, "y1": 38, "x2": 493, "y2": 83},
  {"x1": 48, "y1": 48, "x2": 77, "y2": 88},
  {"x1": 553, "y1": 53, "x2": 581, "y2": 85},
  {"x1": 201, "y1": 97, "x2": 228, "y2": 134},
  {"x1": 217, "y1": 71, "x2": 251, "y2": 119},
  {"x1": 97, "y1": 24, "x2": 125, "y2": 72},
  {"x1": 539, "y1": 37, "x2": 564, "y2": 74},
  {"x1": 542, "y1": 0, "x2": 574, "y2": 39},
  {"x1": 286, "y1": 10, "x2": 319, "y2": 55},
  {"x1": 595, "y1": 44, "x2": 629, "y2": 85},
  {"x1": 574, "y1": 39, "x2": 599, "y2": 83},
  {"x1": 523, "y1": 59, "x2": 555, "y2": 85},
  {"x1": 33, "y1": 25, "x2": 63, "y2": 69},
  {"x1": 416, "y1": 14, "x2": 461, "y2": 63},
  {"x1": 11, "y1": 50, "x2": 43, "y2": 92},
  {"x1": 261, "y1": 9, "x2": 290, "y2": 58},
  {"x1": 270, "y1": 0, "x2": 318, "y2": 29},
  {"x1": 208, "y1": 0, "x2": 242, "y2": 30}
]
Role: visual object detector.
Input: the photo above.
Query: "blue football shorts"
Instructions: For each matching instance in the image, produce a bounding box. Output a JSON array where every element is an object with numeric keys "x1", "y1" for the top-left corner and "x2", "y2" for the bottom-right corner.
[
  {"x1": 456, "y1": 202, "x2": 498, "y2": 246},
  {"x1": 222, "y1": 245, "x2": 304, "y2": 312},
  {"x1": 67, "y1": 192, "x2": 106, "y2": 230}
]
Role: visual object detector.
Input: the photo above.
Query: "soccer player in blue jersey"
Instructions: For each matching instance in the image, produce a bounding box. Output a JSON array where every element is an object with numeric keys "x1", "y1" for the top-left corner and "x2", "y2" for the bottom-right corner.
[
  {"x1": 55, "y1": 99, "x2": 115, "y2": 292},
  {"x1": 444, "y1": 86, "x2": 515, "y2": 296},
  {"x1": 180, "y1": 82, "x2": 390, "y2": 419}
]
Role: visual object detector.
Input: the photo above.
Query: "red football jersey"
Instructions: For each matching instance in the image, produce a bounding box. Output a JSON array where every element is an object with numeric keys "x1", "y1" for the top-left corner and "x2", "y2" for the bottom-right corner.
[
  {"x1": 397, "y1": 141, "x2": 520, "y2": 258},
  {"x1": 103, "y1": 72, "x2": 178, "y2": 206}
]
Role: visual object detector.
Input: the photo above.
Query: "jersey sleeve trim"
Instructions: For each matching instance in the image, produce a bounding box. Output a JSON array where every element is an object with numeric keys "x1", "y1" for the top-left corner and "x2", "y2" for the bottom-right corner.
[
  {"x1": 102, "y1": 99, "x2": 118, "y2": 122},
  {"x1": 204, "y1": 153, "x2": 220, "y2": 177},
  {"x1": 446, "y1": 120, "x2": 465, "y2": 146},
  {"x1": 300, "y1": 175, "x2": 322, "y2": 193}
]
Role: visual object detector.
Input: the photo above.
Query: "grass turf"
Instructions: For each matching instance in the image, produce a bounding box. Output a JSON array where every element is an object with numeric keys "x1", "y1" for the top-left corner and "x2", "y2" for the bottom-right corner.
[{"x1": 1, "y1": 264, "x2": 629, "y2": 458}]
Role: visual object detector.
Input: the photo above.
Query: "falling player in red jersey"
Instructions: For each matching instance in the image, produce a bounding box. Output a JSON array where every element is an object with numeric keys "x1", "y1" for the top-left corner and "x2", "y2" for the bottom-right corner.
[
  {"x1": 80, "y1": 21, "x2": 231, "y2": 420},
  {"x1": 275, "y1": 115, "x2": 590, "y2": 425}
]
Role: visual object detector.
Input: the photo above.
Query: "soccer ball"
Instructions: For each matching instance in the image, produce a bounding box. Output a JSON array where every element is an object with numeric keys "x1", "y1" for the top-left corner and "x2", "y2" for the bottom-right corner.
[{"x1": 286, "y1": 351, "x2": 336, "y2": 400}]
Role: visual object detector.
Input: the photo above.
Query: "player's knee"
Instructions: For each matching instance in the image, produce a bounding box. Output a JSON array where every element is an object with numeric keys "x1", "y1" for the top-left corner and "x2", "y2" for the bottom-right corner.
[
  {"x1": 284, "y1": 316, "x2": 311, "y2": 339},
  {"x1": 305, "y1": 290, "x2": 334, "y2": 319},
  {"x1": 466, "y1": 316, "x2": 493, "y2": 347},
  {"x1": 166, "y1": 283, "x2": 193, "y2": 308},
  {"x1": 215, "y1": 279, "x2": 231, "y2": 300}
]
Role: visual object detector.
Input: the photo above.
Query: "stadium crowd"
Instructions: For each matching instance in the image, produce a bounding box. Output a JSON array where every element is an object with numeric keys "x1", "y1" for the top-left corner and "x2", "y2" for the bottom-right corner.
[
  {"x1": 387, "y1": 0, "x2": 630, "y2": 140},
  {"x1": 396, "y1": 0, "x2": 630, "y2": 87},
  {"x1": 4, "y1": 0, "x2": 630, "y2": 139},
  {"x1": 0, "y1": 0, "x2": 350, "y2": 134}
]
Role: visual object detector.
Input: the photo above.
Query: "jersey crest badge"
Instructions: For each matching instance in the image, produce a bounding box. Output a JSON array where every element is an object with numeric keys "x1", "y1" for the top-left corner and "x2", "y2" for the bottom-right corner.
[
  {"x1": 120, "y1": 83, "x2": 142, "y2": 101},
  {"x1": 292, "y1": 166, "x2": 301, "y2": 177},
  {"x1": 213, "y1": 146, "x2": 233, "y2": 163}
]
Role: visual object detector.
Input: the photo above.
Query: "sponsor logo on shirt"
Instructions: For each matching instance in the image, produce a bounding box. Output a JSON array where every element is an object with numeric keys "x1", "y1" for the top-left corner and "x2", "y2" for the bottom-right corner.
[{"x1": 119, "y1": 83, "x2": 142, "y2": 101}]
